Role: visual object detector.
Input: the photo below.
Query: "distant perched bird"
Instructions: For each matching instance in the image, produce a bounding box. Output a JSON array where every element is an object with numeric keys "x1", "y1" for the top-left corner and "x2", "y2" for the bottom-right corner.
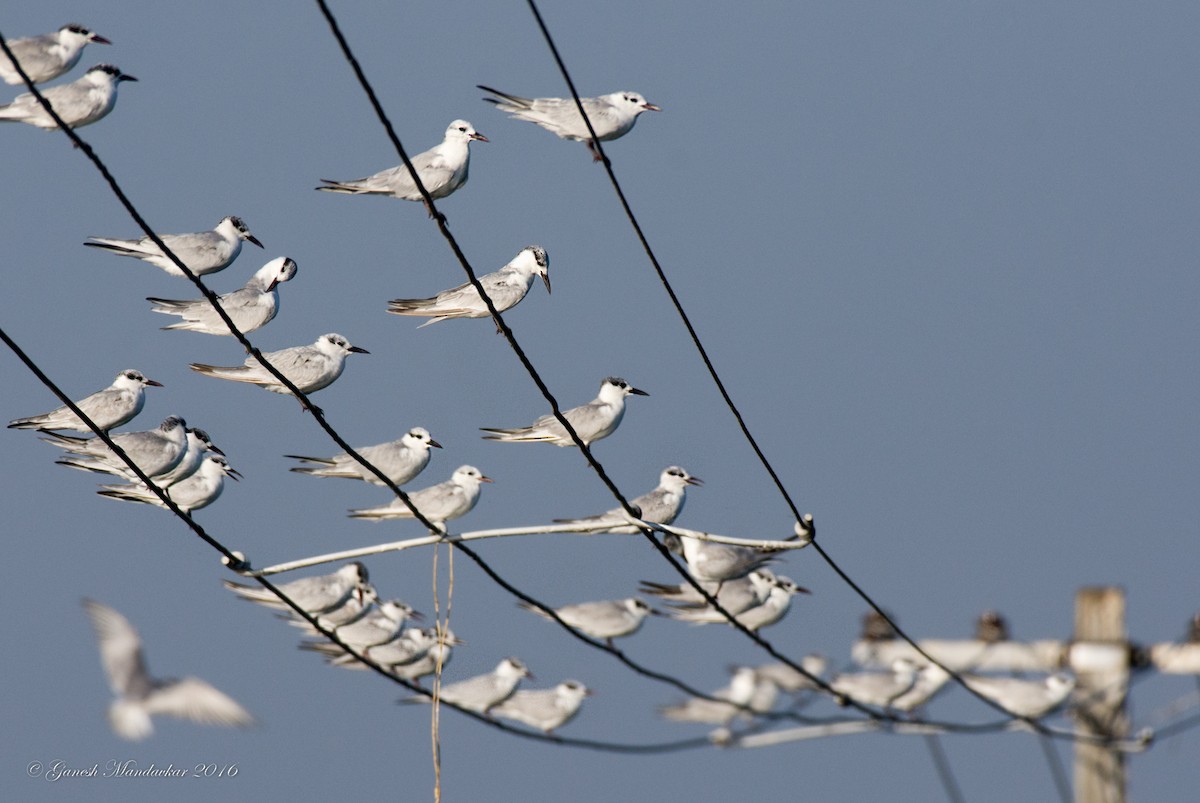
[
  {"x1": 45, "y1": 415, "x2": 189, "y2": 483},
  {"x1": 224, "y1": 562, "x2": 370, "y2": 614},
  {"x1": 286, "y1": 427, "x2": 441, "y2": 487},
  {"x1": 555, "y1": 466, "x2": 701, "y2": 533},
  {"x1": 85, "y1": 216, "x2": 263, "y2": 278},
  {"x1": 962, "y1": 673, "x2": 1076, "y2": 718},
  {"x1": 146, "y1": 256, "x2": 297, "y2": 335},
  {"x1": 190, "y1": 333, "x2": 368, "y2": 397},
  {"x1": 387, "y1": 246, "x2": 550, "y2": 331},
  {"x1": 82, "y1": 599, "x2": 254, "y2": 741},
  {"x1": 890, "y1": 664, "x2": 953, "y2": 714},
  {"x1": 0, "y1": 24, "x2": 110, "y2": 85},
  {"x1": 391, "y1": 628, "x2": 460, "y2": 683},
  {"x1": 860, "y1": 610, "x2": 899, "y2": 642},
  {"x1": 754, "y1": 655, "x2": 830, "y2": 694},
  {"x1": 520, "y1": 597, "x2": 655, "y2": 645},
  {"x1": 325, "y1": 600, "x2": 419, "y2": 652},
  {"x1": 97, "y1": 454, "x2": 240, "y2": 513},
  {"x1": 660, "y1": 569, "x2": 777, "y2": 620},
  {"x1": 0, "y1": 64, "x2": 135, "y2": 129},
  {"x1": 8, "y1": 369, "x2": 160, "y2": 434},
  {"x1": 660, "y1": 666, "x2": 762, "y2": 725},
  {"x1": 665, "y1": 531, "x2": 779, "y2": 585},
  {"x1": 317, "y1": 119, "x2": 487, "y2": 216},
  {"x1": 402, "y1": 657, "x2": 530, "y2": 714},
  {"x1": 481, "y1": 377, "x2": 648, "y2": 447},
  {"x1": 346, "y1": 627, "x2": 441, "y2": 670},
  {"x1": 830, "y1": 658, "x2": 919, "y2": 709},
  {"x1": 286, "y1": 582, "x2": 378, "y2": 635},
  {"x1": 491, "y1": 681, "x2": 592, "y2": 733},
  {"x1": 479, "y1": 85, "x2": 660, "y2": 161},
  {"x1": 348, "y1": 465, "x2": 491, "y2": 531},
  {"x1": 974, "y1": 610, "x2": 1010, "y2": 643},
  {"x1": 670, "y1": 575, "x2": 809, "y2": 631}
]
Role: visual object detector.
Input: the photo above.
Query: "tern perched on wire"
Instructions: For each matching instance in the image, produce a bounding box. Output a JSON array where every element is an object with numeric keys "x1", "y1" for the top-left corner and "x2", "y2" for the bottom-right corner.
[
  {"x1": 481, "y1": 377, "x2": 648, "y2": 447},
  {"x1": 286, "y1": 427, "x2": 441, "y2": 487},
  {"x1": 190, "y1": 333, "x2": 368, "y2": 400},
  {"x1": 659, "y1": 666, "x2": 763, "y2": 725},
  {"x1": 8, "y1": 369, "x2": 160, "y2": 434},
  {"x1": 491, "y1": 681, "x2": 592, "y2": 733},
  {"x1": 669, "y1": 575, "x2": 809, "y2": 631},
  {"x1": 304, "y1": 626, "x2": 440, "y2": 670},
  {"x1": 85, "y1": 216, "x2": 263, "y2": 278},
  {"x1": 519, "y1": 598, "x2": 656, "y2": 646},
  {"x1": 97, "y1": 454, "x2": 240, "y2": 513},
  {"x1": 654, "y1": 569, "x2": 777, "y2": 618},
  {"x1": 665, "y1": 531, "x2": 780, "y2": 585},
  {"x1": 0, "y1": 24, "x2": 111, "y2": 85},
  {"x1": 286, "y1": 582, "x2": 378, "y2": 635},
  {"x1": 830, "y1": 658, "x2": 920, "y2": 709},
  {"x1": 145, "y1": 256, "x2": 297, "y2": 335},
  {"x1": 347, "y1": 465, "x2": 492, "y2": 531},
  {"x1": 555, "y1": 466, "x2": 701, "y2": 533},
  {"x1": 478, "y1": 86, "x2": 660, "y2": 161},
  {"x1": 320, "y1": 600, "x2": 419, "y2": 652},
  {"x1": 961, "y1": 673, "x2": 1076, "y2": 718},
  {"x1": 391, "y1": 628, "x2": 460, "y2": 683},
  {"x1": 44, "y1": 415, "x2": 189, "y2": 483},
  {"x1": 754, "y1": 655, "x2": 831, "y2": 694},
  {"x1": 401, "y1": 657, "x2": 530, "y2": 714},
  {"x1": 317, "y1": 120, "x2": 487, "y2": 216},
  {"x1": 223, "y1": 562, "x2": 370, "y2": 614},
  {"x1": 82, "y1": 599, "x2": 254, "y2": 741},
  {"x1": 150, "y1": 427, "x2": 223, "y2": 489},
  {"x1": 0, "y1": 64, "x2": 135, "y2": 129},
  {"x1": 387, "y1": 246, "x2": 550, "y2": 332}
]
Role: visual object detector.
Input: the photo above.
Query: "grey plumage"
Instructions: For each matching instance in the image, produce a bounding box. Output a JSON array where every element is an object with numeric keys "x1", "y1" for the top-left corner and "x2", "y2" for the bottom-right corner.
[
  {"x1": 8, "y1": 369, "x2": 160, "y2": 434},
  {"x1": 0, "y1": 24, "x2": 111, "y2": 85},
  {"x1": 481, "y1": 377, "x2": 648, "y2": 447},
  {"x1": 388, "y1": 246, "x2": 550, "y2": 329},
  {"x1": 0, "y1": 63, "x2": 135, "y2": 129},
  {"x1": 86, "y1": 215, "x2": 263, "y2": 278}
]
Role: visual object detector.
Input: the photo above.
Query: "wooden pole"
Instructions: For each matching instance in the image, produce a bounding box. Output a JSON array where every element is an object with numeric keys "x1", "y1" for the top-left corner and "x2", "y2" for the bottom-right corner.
[{"x1": 1071, "y1": 587, "x2": 1128, "y2": 803}]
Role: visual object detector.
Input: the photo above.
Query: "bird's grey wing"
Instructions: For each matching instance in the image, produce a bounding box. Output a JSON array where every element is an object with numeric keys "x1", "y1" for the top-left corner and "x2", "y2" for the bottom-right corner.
[
  {"x1": 83, "y1": 600, "x2": 154, "y2": 699},
  {"x1": 144, "y1": 677, "x2": 255, "y2": 727}
]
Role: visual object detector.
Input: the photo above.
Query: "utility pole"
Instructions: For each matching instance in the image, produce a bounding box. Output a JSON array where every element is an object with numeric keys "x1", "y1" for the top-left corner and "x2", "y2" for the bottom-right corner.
[
  {"x1": 847, "y1": 588, "x2": 1200, "y2": 800},
  {"x1": 1070, "y1": 587, "x2": 1128, "y2": 803}
]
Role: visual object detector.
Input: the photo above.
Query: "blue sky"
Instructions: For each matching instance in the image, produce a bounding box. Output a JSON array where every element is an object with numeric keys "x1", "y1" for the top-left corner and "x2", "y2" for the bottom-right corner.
[{"x1": 2, "y1": 2, "x2": 1198, "y2": 801}]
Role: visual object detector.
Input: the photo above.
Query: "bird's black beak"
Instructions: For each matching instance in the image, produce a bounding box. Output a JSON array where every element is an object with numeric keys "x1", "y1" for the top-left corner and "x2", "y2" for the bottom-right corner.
[
  {"x1": 429, "y1": 439, "x2": 443, "y2": 449},
  {"x1": 541, "y1": 274, "x2": 552, "y2": 295},
  {"x1": 92, "y1": 35, "x2": 112, "y2": 45},
  {"x1": 471, "y1": 132, "x2": 489, "y2": 143},
  {"x1": 686, "y1": 476, "x2": 704, "y2": 487},
  {"x1": 630, "y1": 387, "x2": 650, "y2": 396},
  {"x1": 247, "y1": 235, "x2": 264, "y2": 249},
  {"x1": 349, "y1": 345, "x2": 370, "y2": 354},
  {"x1": 145, "y1": 379, "x2": 164, "y2": 387},
  {"x1": 119, "y1": 74, "x2": 138, "y2": 82}
]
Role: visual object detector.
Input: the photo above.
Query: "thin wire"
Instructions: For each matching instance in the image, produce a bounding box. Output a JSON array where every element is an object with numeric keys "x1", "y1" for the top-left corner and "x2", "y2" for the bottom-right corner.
[
  {"x1": 518, "y1": 0, "x2": 1040, "y2": 726},
  {"x1": 923, "y1": 734, "x2": 967, "y2": 803},
  {"x1": 1037, "y1": 734, "x2": 1074, "y2": 803}
]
